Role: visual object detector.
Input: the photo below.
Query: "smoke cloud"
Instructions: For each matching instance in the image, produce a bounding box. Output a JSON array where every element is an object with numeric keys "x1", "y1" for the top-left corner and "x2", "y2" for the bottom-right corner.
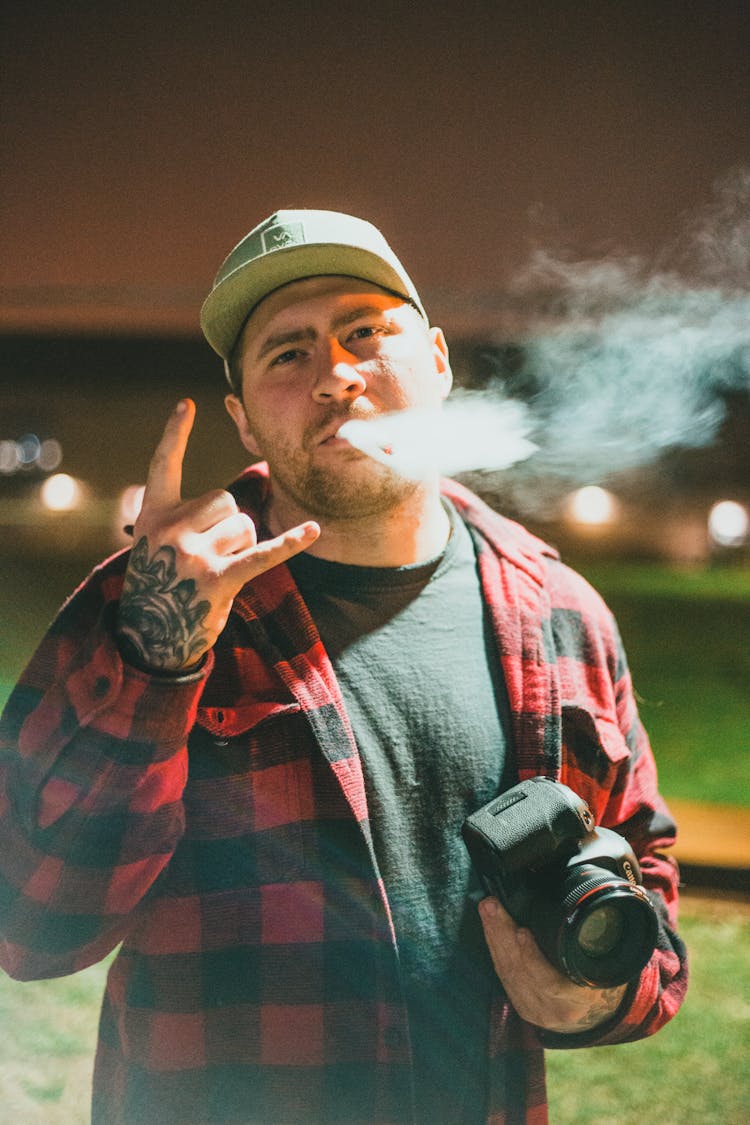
[
  {"x1": 339, "y1": 396, "x2": 537, "y2": 480},
  {"x1": 507, "y1": 258, "x2": 749, "y2": 483},
  {"x1": 505, "y1": 169, "x2": 749, "y2": 484},
  {"x1": 351, "y1": 169, "x2": 750, "y2": 513}
]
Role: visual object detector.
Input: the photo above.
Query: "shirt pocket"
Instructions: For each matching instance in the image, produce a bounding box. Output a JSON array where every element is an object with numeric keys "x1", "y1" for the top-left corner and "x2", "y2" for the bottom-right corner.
[
  {"x1": 174, "y1": 699, "x2": 313, "y2": 888},
  {"x1": 561, "y1": 703, "x2": 631, "y2": 822},
  {"x1": 197, "y1": 699, "x2": 302, "y2": 740}
]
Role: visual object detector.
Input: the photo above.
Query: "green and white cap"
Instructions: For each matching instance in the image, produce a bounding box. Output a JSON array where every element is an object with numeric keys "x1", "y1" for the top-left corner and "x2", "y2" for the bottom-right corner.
[{"x1": 200, "y1": 209, "x2": 427, "y2": 371}]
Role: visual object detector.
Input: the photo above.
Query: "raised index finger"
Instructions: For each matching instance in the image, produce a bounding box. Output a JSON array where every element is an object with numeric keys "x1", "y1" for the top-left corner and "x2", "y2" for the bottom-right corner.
[{"x1": 143, "y1": 399, "x2": 196, "y2": 511}]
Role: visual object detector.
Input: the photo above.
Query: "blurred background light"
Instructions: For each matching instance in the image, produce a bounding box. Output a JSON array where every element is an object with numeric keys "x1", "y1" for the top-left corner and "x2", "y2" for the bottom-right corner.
[
  {"x1": 566, "y1": 485, "x2": 619, "y2": 526},
  {"x1": 40, "y1": 473, "x2": 84, "y2": 512},
  {"x1": 37, "y1": 438, "x2": 63, "y2": 471},
  {"x1": 17, "y1": 434, "x2": 41, "y2": 466},
  {"x1": 0, "y1": 441, "x2": 19, "y2": 474},
  {"x1": 708, "y1": 500, "x2": 749, "y2": 548},
  {"x1": 0, "y1": 434, "x2": 63, "y2": 474}
]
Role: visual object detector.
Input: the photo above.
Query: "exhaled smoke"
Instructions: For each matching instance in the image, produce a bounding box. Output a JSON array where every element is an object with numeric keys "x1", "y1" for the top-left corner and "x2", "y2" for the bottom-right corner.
[
  {"x1": 512, "y1": 258, "x2": 749, "y2": 482},
  {"x1": 339, "y1": 396, "x2": 537, "y2": 480},
  {"x1": 505, "y1": 167, "x2": 749, "y2": 490},
  {"x1": 347, "y1": 170, "x2": 749, "y2": 511}
]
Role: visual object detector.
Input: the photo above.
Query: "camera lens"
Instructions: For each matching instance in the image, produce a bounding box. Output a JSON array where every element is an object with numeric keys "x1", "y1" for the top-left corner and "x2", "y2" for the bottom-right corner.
[
  {"x1": 563, "y1": 873, "x2": 658, "y2": 987},
  {"x1": 576, "y1": 904, "x2": 624, "y2": 957},
  {"x1": 529, "y1": 864, "x2": 659, "y2": 988}
]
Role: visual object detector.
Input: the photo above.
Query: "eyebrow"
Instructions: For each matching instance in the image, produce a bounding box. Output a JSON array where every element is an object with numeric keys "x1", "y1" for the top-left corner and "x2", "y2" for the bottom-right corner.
[{"x1": 255, "y1": 304, "x2": 394, "y2": 362}]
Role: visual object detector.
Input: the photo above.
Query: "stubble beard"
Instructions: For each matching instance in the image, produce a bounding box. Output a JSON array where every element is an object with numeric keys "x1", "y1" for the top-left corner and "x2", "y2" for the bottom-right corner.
[
  {"x1": 269, "y1": 443, "x2": 420, "y2": 519},
  {"x1": 242, "y1": 396, "x2": 422, "y2": 518}
]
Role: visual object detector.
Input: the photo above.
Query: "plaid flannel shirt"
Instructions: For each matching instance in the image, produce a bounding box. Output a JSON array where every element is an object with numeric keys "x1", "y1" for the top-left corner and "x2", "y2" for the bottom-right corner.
[{"x1": 0, "y1": 465, "x2": 687, "y2": 1124}]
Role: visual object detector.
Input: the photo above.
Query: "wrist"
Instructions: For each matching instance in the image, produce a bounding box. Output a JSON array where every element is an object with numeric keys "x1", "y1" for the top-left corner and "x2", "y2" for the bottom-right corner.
[
  {"x1": 116, "y1": 631, "x2": 207, "y2": 677},
  {"x1": 540, "y1": 982, "x2": 629, "y2": 1035}
]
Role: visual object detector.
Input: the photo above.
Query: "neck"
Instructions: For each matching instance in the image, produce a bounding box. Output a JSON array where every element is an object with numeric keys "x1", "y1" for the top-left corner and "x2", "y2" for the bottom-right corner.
[{"x1": 266, "y1": 483, "x2": 451, "y2": 566}]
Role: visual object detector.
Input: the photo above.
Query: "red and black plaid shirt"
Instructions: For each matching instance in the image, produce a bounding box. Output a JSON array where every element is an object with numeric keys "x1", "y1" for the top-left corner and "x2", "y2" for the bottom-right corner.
[{"x1": 0, "y1": 467, "x2": 687, "y2": 1124}]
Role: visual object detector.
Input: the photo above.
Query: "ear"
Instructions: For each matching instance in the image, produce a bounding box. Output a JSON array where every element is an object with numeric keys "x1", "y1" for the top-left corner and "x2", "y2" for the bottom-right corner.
[
  {"x1": 430, "y1": 326, "x2": 453, "y2": 400},
  {"x1": 225, "y1": 394, "x2": 262, "y2": 457}
]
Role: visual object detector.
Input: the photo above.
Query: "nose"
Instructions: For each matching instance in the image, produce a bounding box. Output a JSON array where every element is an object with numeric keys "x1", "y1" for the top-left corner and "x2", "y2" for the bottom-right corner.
[{"x1": 311, "y1": 338, "x2": 367, "y2": 404}]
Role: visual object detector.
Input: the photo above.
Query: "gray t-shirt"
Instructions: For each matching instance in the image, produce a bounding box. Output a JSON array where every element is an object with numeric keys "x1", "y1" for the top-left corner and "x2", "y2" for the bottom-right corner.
[{"x1": 288, "y1": 502, "x2": 514, "y2": 1123}]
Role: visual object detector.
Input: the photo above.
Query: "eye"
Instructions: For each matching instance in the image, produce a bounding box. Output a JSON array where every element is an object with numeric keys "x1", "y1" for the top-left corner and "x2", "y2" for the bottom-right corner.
[
  {"x1": 347, "y1": 324, "x2": 387, "y2": 344},
  {"x1": 269, "y1": 348, "x2": 304, "y2": 367}
]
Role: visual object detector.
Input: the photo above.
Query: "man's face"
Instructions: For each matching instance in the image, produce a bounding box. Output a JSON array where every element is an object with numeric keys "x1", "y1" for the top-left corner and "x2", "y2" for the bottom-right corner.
[{"x1": 225, "y1": 276, "x2": 452, "y2": 519}]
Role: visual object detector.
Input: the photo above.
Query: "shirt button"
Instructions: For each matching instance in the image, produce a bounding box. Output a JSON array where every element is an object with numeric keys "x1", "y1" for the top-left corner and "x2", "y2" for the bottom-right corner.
[
  {"x1": 93, "y1": 675, "x2": 111, "y2": 698},
  {"x1": 384, "y1": 1026, "x2": 404, "y2": 1049}
]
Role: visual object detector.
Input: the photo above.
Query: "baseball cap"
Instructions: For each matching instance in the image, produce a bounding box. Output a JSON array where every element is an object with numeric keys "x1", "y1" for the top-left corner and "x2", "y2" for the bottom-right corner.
[{"x1": 200, "y1": 209, "x2": 428, "y2": 370}]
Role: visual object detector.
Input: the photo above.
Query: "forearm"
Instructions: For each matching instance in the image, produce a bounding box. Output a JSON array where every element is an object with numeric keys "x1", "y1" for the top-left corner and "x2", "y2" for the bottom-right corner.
[
  {"x1": 551, "y1": 742, "x2": 688, "y2": 1045},
  {"x1": 0, "y1": 614, "x2": 209, "y2": 979}
]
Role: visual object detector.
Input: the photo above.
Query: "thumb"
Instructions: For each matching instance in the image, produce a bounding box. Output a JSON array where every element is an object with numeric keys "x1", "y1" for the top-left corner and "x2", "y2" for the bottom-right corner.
[{"x1": 226, "y1": 520, "x2": 321, "y2": 585}]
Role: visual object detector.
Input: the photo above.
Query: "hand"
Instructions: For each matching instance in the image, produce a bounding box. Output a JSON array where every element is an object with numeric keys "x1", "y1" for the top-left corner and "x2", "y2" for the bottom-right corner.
[
  {"x1": 478, "y1": 897, "x2": 628, "y2": 1034},
  {"x1": 116, "y1": 399, "x2": 320, "y2": 672}
]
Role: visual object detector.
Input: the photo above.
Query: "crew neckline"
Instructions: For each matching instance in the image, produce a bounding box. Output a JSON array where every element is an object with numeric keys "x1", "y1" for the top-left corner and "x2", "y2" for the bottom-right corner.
[{"x1": 286, "y1": 500, "x2": 466, "y2": 595}]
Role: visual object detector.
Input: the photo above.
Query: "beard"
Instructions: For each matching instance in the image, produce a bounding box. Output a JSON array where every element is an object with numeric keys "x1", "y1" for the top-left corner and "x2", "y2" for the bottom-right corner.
[
  {"x1": 248, "y1": 407, "x2": 422, "y2": 519},
  {"x1": 300, "y1": 464, "x2": 419, "y2": 518}
]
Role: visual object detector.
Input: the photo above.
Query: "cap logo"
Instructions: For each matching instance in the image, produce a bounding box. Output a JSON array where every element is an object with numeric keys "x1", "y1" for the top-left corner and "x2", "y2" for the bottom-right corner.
[{"x1": 261, "y1": 222, "x2": 305, "y2": 253}]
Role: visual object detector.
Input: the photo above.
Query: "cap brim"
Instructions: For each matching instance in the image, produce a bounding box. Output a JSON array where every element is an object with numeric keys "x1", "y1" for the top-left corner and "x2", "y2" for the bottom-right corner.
[{"x1": 200, "y1": 242, "x2": 425, "y2": 360}]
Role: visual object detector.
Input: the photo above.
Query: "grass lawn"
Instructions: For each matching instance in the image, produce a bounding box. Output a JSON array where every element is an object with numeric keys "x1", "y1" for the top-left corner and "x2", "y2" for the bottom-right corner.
[
  {"x1": 573, "y1": 560, "x2": 750, "y2": 807},
  {"x1": 0, "y1": 957, "x2": 109, "y2": 1125},
  {"x1": 0, "y1": 896, "x2": 746, "y2": 1123}
]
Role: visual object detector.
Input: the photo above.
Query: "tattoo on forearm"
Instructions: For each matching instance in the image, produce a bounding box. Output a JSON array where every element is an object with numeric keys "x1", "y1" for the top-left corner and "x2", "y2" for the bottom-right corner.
[
  {"x1": 549, "y1": 985, "x2": 627, "y2": 1033},
  {"x1": 117, "y1": 537, "x2": 211, "y2": 670}
]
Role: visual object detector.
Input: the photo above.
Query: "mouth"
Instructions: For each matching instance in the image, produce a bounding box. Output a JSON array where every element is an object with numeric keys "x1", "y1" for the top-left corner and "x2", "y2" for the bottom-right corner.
[
  {"x1": 314, "y1": 416, "x2": 373, "y2": 451},
  {"x1": 337, "y1": 417, "x2": 396, "y2": 459},
  {"x1": 318, "y1": 429, "x2": 354, "y2": 450},
  {"x1": 313, "y1": 415, "x2": 396, "y2": 460}
]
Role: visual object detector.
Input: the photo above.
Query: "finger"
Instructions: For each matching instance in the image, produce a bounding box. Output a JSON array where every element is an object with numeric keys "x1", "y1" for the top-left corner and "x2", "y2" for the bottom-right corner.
[
  {"x1": 226, "y1": 520, "x2": 320, "y2": 581},
  {"x1": 178, "y1": 489, "x2": 239, "y2": 533},
  {"x1": 479, "y1": 899, "x2": 521, "y2": 967},
  {"x1": 142, "y1": 399, "x2": 196, "y2": 512},
  {"x1": 478, "y1": 896, "x2": 521, "y2": 942},
  {"x1": 204, "y1": 512, "x2": 258, "y2": 555},
  {"x1": 480, "y1": 900, "x2": 541, "y2": 961},
  {"x1": 479, "y1": 899, "x2": 566, "y2": 997},
  {"x1": 478, "y1": 899, "x2": 548, "y2": 991}
]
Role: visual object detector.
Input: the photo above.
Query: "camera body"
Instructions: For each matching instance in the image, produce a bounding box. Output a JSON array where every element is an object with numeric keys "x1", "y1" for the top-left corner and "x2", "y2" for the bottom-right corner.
[{"x1": 462, "y1": 777, "x2": 658, "y2": 988}]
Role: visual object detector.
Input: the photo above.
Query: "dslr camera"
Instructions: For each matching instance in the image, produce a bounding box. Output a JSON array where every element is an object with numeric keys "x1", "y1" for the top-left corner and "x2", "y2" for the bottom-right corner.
[{"x1": 462, "y1": 777, "x2": 659, "y2": 988}]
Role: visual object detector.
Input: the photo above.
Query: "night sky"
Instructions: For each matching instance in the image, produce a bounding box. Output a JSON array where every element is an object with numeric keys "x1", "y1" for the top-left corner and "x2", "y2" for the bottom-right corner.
[{"x1": 2, "y1": 1, "x2": 749, "y2": 335}]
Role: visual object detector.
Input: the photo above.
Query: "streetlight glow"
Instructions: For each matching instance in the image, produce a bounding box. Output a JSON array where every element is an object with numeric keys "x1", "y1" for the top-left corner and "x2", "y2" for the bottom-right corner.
[
  {"x1": 567, "y1": 485, "x2": 619, "y2": 526},
  {"x1": 40, "y1": 473, "x2": 84, "y2": 512},
  {"x1": 708, "y1": 500, "x2": 749, "y2": 548}
]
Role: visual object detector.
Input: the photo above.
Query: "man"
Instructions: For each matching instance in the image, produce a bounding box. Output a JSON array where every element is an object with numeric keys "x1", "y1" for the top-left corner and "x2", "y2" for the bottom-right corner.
[{"x1": 0, "y1": 210, "x2": 687, "y2": 1124}]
